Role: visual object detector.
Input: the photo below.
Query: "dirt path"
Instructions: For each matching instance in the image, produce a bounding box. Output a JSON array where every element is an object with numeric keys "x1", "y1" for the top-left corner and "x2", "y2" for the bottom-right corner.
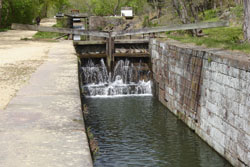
[{"x1": 0, "y1": 18, "x2": 57, "y2": 110}]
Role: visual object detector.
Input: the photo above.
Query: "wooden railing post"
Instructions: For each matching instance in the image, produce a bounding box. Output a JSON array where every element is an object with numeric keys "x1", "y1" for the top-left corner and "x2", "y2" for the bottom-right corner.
[{"x1": 106, "y1": 32, "x2": 115, "y2": 72}]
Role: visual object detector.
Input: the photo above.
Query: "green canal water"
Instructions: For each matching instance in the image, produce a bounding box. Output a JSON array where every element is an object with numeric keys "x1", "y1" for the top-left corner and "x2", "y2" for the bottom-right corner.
[{"x1": 84, "y1": 96, "x2": 231, "y2": 167}]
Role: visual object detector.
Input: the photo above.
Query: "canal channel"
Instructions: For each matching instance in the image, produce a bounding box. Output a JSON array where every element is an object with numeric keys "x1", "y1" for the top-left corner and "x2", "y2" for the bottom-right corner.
[
  {"x1": 79, "y1": 57, "x2": 232, "y2": 167},
  {"x1": 84, "y1": 96, "x2": 231, "y2": 167}
]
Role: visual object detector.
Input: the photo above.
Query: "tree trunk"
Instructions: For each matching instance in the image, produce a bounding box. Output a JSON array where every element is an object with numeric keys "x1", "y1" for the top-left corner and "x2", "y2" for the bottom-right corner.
[
  {"x1": 113, "y1": 0, "x2": 120, "y2": 16},
  {"x1": 172, "y1": 0, "x2": 181, "y2": 18},
  {"x1": 235, "y1": 0, "x2": 242, "y2": 5},
  {"x1": 243, "y1": 0, "x2": 250, "y2": 42},
  {"x1": 213, "y1": 0, "x2": 217, "y2": 9},
  {"x1": 0, "y1": 0, "x2": 2, "y2": 28},
  {"x1": 179, "y1": 0, "x2": 189, "y2": 24},
  {"x1": 220, "y1": 0, "x2": 223, "y2": 9}
]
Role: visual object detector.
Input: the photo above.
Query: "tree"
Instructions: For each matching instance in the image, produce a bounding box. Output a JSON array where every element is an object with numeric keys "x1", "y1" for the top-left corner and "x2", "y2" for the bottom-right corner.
[
  {"x1": 53, "y1": 0, "x2": 70, "y2": 13},
  {"x1": 38, "y1": 0, "x2": 54, "y2": 17},
  {"x1": 243, "y1": 0, "x2": 250, "y2": 41},
  {"x1": 90, "y1": 0, "x2": 122, "y2": 16},
  {"x1": 147, "y1": 0, "x2": 165, "y2": 18},
  {"x1": 89, "y1": 0, "x2": 147, "y2": 16},
  {"x1": 0, "y1": 0, "x2": 2, "y2": 27}
]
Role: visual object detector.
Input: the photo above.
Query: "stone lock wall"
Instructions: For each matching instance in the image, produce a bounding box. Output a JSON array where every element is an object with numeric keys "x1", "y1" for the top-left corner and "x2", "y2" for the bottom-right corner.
[{"x1": 150, "y1": 39, "x2": 250, "y2": 167}]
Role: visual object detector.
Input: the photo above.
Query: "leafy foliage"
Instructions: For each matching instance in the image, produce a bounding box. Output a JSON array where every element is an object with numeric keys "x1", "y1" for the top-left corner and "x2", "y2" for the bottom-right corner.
[
  {"x1": 0, "y1": 0, "x2": 70, "y2": 28},
  {"x1": 1, "y1": 0, "x2": 38, "y2": 27},
  {"x1": 78, "y1": 0, "x2": 147, "y2": 16}
]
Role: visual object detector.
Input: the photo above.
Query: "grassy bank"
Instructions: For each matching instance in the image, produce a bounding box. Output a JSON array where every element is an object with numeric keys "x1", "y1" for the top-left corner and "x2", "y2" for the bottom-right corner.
[
  {"x1": 167, "y1": 26, "x2": 250, "y2": 54},
  {"x1": 167, "y1": 6, "x2": 250, "y2": 54}
]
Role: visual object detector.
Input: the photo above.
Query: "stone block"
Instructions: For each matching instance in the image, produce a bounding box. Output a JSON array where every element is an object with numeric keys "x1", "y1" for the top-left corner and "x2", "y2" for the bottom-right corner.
[
  {"x1": 224, "y1": 87, "x2": 238, "y2": 102},
  {"x1": 242, "y1": 120, "x2": 250, "y2": 135},
  {"x1": 236, "y1": 144, "x2": 248, "y2": 165},
  {"x1": 200, "y1": 118, "x2": 210, "y2": 133},
  {"x1": 175, "y1": 66, "x2": 184, "y2": 76},
  {"x1": 248, "y1": 152, "x2": 250, "y2": 166},
  {"x1": 159, "y1": 77, "x2": 165, "y2": 90},
  {"x1": 224, "y1": 122, "x2": 238, "y2": 141},
  {"x1": 211, "y1": 80, "x2": 224, "y2": 93},
  {"x1": 207, "y1": 89, "x2": 221, "y2": 105},
  {"x1": 175, "y1": 92, "x2": 182, "y2": 102},
  {"x1": 235, "y1": 115, "x2": 244, "y2": 131},
  {"x1": 239, "y1": 80, "x2": 248, "y2": 90},
  {"x1": 239, "y1": 70, "x2": 249, "y2": 81},
  {"x1": 246, "y1": 94, "x2": 250, "y2": 108},
  {"x1": 212, "y1": 72, "x2": 225, "y2": 85},
  {"x1": 217, "y1": 63, "x2": 229, "y2": 75},
  {"x1": 203, "y1": 69, "x2": 212, "y2": 80},
  {"x1": 228, "y1": 76, "x2": 240, "y2": 90},
  {"x1": 212, "y1": 138, "x2": 225, "y2": 156},
  {"x1": 225, "y1": 138, "x2": 237, "y2": 154},
  {"x1": 238, "y1": 104, "x2": 248, "y2": 119},
  {"x1": 229, "y1": 67, "x2": 240, "y2": 78},
  {"x1": 206, "y1": 100, "x2": 220, "y2": 116},
  {"x1": 169, "y1": 45, "x2": 176, "y2": 51},
  {"x1": 186, "y1": 48, "x2": 193, "y2": 55},
  {"x1": 210, "y1": 62, "x2": 219, "y2": 72},
  {"x1": 159, "y1": 88, "x2": 165, "y2": 101}
]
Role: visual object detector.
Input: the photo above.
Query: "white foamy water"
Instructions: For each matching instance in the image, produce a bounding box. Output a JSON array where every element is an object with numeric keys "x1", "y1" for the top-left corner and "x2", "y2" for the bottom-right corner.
[{"x1": 81, "y1": 59, "x2": 152, "y2": 97}]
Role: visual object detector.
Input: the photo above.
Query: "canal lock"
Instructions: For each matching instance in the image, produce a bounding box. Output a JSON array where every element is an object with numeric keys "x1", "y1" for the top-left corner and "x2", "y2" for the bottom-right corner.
[{"x1": 75, "y1": 42, "x2": 232, "y2": 167}]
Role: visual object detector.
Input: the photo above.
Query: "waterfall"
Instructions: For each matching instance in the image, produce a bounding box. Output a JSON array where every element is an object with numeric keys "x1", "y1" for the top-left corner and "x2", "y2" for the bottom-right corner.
[{"x1": 81, "y1": 59, "x2": 152, "y2": 97}]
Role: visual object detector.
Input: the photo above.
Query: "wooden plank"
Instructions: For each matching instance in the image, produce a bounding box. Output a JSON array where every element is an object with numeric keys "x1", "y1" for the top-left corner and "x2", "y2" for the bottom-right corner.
[
  {"x1": 11, "y1": 23, "x2": 109, "y2": 38},
  {"x1": 78, "y1": 54, "x2": 107, "y2": 59},
  {"x1": 115, "y1": 39, "x2": 149, "y2": 44},
  {"x1": 73, "y1": 40, "x2": 106, "y2": 45},
  {"x1": 113, "y1": 53, "x2": 150, "y2": 58},
  {"x1": 65, "y1": 13, "x2": 89, "y2": 18},
  {"x1": 111, "y1": 21, "x2": 229, "y2": 37},
  {"x1": 74, "y1": 39, "x2": 149, "y2": 46}
]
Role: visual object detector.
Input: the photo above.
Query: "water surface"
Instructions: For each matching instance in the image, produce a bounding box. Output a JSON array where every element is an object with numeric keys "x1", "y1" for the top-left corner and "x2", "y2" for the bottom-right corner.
[{"x1": 85, "y1": 96, "x2": 231, "y2": 167}]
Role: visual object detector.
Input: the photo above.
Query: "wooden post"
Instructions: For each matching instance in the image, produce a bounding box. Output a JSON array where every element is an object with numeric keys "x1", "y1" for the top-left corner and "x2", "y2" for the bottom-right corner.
[{"x1": 106, "y1": 32, "x2": 115, "y2": 72}]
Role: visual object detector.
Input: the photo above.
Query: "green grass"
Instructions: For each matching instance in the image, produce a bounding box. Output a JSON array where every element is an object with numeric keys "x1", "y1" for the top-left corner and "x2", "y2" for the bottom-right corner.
[
  {"x1": 231, "y1": 5, "x2": 244, "y2": 18},
  {"x1": 201, "y1": 9, "x2": 220, "y2": 22},
  {"x1": 170, "y1": 6, "x2": 250, "y2": 53},
  {"x1": 0, "y1": 27, "x2": 10, "y2": 32},
  {"x1": 33, "y1": 31, "x2": 61, "y2": 39},
  {"x1": 33, "y1": 22, "x2": 64, "y2": 39},
  {"x1": 167, "y1": 27, "x2": 250, "y2": 54}
]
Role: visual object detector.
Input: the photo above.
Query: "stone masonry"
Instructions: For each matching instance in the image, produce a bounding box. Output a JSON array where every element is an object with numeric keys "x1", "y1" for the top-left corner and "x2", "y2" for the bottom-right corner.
[{"x1": 150, "y1": 39, "x2": 250, "y2": 167}]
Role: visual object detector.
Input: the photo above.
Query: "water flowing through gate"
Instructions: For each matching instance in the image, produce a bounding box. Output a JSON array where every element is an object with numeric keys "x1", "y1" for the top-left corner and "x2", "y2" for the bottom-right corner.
[{"x1": 80, "y1": 59, "x2": 152, "y2": 97}]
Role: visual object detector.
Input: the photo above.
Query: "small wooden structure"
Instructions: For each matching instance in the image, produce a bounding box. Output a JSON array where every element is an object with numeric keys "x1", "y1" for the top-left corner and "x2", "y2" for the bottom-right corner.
[{"x1": 121, "y1": 7, "x2": 133, "y2": 19}]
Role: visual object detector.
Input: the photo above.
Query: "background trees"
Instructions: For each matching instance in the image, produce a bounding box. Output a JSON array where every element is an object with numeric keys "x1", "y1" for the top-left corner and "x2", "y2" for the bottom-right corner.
[
  {"x1": 0, "y1": 0, "x2": 2, "y2": 27},
  {"x1": 0, "y1": 0, "x2": 70, "y2": 28},
  {"x1": 89, "y1": 0, "x2": 146, "y2": 16},
  {"x1": 0, "y1": 0, "x2": 249, "y2": 43},
  {"x1": 1, "y1": 0, "x2": 38, "y2": 27}
]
